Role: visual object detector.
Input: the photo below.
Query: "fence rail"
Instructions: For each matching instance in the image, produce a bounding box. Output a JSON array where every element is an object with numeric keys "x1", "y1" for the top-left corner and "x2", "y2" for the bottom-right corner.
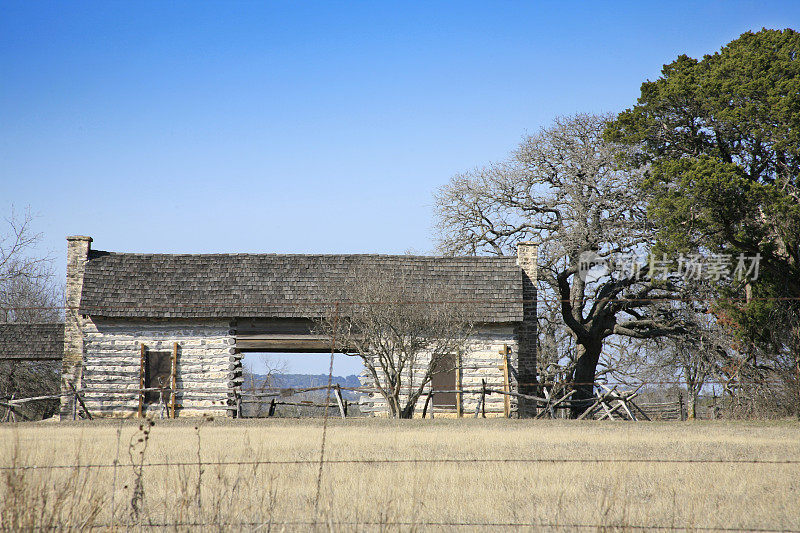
[{"x1": 0, "y1": 381, "x2": 779, "y2": 422}]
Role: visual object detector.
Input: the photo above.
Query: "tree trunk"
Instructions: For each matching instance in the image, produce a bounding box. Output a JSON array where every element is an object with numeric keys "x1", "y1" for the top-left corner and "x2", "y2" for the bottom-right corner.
[
  {"x1": 687, "y1": 392, "x2": 697, "y2": 420},
  {"x1": 570, "y1": 339, "x2": 603, "y2": 418},
  {"x1": 386, "y1": 394, "x2": 401, "y2": 418},
  {"x1": 399, "y1": 403, "x2": 415, "y2": 419},
  {"x1": 685, "y1": 368, "x2": 699, "y2": 420}
]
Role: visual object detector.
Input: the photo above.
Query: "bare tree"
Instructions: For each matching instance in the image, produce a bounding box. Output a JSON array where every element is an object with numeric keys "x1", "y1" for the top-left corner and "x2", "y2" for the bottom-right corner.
[
  {"x1": 0, "y1": 209, "x2": 63, "y2": 420},
  {"x1": 241, "y1": 356, "x2": 289, "y2": 417},
  {"x1": 316, "y1": 266, "x2": 474, "y2": 419},
  {"x1": 435, "y1": 114, "x2": 684, "y2": 416},
  {"x1": 644, "y1": 316, "x2": 725, "y2": 419},
  {"x1": 0, "y1": 209, "x2": 60, "y2": 323}
]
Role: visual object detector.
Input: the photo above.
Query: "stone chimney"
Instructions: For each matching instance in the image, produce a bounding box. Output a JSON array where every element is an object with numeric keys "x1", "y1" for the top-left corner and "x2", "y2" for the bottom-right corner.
[
  {"x1": 60, "y1": 236, "x2": 92, "y2": 419},
  {"x1": 515, "y1": 241, "x2": 538, "y2": 416}
]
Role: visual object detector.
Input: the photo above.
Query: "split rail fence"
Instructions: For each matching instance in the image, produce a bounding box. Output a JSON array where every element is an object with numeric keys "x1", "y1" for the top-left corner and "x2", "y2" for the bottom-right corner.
[{"x1": 2, "y1": 379, "x2": 695, "y2": 422}]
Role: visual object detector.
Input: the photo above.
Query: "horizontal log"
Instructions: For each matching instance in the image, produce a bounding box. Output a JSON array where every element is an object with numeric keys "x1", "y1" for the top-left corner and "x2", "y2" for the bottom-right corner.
[
  {"x1": 235, "y1": 318, "x2": 316, "y2": 335},
  {"x1": 4, "y1": 393, "x2": 63, "y2": 404},
  {"x1": 235, "y1": 334, "x2": 335, "y2": 352},
  {"x1": 0, "y1": 353, "x2": 61, "y2": 361},
  {"x1": 246, "y1": 400, "x2": 340, "y2": 408}
]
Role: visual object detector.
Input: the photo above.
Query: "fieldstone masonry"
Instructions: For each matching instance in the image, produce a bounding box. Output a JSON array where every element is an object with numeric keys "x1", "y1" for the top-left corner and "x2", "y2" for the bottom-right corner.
[
  {"x1": 61, "y1": 236, "x2": 92, "y2": 418},
  {"x1": 515, "y1": 241, "x2": 538, "y2": 416}
]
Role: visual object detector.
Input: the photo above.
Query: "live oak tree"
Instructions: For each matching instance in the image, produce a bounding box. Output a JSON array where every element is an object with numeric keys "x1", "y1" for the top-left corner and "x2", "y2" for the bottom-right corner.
[
  {"x1": 607, "y1": 28, "x2": 800, "y2": 411},
  {"x1": 435, "y1": 114, "x2": 684, "y2": 416},
  {"x1": 316, "y1": 266, "x2": 473, "y2": 419}
]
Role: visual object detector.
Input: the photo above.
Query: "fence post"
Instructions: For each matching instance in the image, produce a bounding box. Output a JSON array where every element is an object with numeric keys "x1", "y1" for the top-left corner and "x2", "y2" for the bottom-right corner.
[
  {"x1": 334, "y1": 385, "x2": 346, "y2": 419},
  {"x1": 712, "y1": 389, "x2": 718, "y2": 420},
  {"x1": 678, "y1": 391, "x2": 686, "y2": 421},
  {"x1": 3, "y1": 393, "x2": 15, "y2": 423},
  {"x1": 796, "y1": 355, "x2": 800, "y2": 420},
  {"x1": 481, "y1": 379, "x2": 487, "y2": 418}
]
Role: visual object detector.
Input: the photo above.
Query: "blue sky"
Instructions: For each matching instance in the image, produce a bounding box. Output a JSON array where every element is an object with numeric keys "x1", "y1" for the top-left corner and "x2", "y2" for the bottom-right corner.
[{"x1": 2, "y1": 1, "x2": 798, "y2": 374}]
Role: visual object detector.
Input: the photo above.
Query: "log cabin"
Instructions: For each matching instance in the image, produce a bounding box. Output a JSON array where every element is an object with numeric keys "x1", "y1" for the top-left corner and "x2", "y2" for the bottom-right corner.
[{"x1": 57, "y1": 236, "x2": 537, "y2": 418}]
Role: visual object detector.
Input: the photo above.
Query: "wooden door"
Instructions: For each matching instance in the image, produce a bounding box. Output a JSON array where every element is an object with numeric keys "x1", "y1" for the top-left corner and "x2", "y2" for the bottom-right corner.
[{"x1": 431, "y1": 353, "x2": 457, "y2": 408}]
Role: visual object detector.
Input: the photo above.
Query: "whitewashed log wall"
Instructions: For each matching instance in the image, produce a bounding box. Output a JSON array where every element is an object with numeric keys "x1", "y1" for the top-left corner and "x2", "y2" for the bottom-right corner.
[
  {"x1": 358, "y1": 325, "x2": 518, "y2": 417},
  {"x1": 81, "y1": 318, "x2": 238, "y2": 417},
  {"x1": 79, "y1": 318, "x2": 517, "y2": 419}
]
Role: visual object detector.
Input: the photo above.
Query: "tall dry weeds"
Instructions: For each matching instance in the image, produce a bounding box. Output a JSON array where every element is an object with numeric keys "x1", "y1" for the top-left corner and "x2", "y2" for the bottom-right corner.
[
  {"x1": 0, "y1": 434, "x2": 104, "y2": 532},
  {"x1": 1, "y1": 418, "x2": 799, "y2": 531}
]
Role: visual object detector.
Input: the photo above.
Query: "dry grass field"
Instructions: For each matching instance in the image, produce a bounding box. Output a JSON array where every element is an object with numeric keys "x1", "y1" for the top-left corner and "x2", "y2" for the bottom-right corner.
[{"x1": 1, "y1": 418, "x2": 799, "y2": 531}]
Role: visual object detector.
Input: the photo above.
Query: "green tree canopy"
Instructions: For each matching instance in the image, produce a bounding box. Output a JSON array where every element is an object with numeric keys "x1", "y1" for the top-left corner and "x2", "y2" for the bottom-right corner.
[
  {"x1": 607, "y1": 29, "x2": 800, "y2": 389},
  {"x1": 607, "y1": 28, "x2": 800, "y2": 295}
]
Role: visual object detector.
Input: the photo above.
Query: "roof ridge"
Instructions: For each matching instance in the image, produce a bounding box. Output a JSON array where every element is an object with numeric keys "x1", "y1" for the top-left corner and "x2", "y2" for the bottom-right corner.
[{"x1": 90, "y1": 250, "x2": 516, "y2": 260}]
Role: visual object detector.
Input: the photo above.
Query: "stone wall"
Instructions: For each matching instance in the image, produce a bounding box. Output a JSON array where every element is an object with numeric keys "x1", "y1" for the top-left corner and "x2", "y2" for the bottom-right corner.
[
  {"x1": 81, "y1": 318, "x2": 238, "y2": 417},
  {"x1": 514, "y1": 242, "x2": 538, "y2": 416},
  {"x1": 358, "y1": 326, "x2": 518, "y2": 417},
  {"x1": 61, "y1": 236, "x2": 92, "y2": 419}
]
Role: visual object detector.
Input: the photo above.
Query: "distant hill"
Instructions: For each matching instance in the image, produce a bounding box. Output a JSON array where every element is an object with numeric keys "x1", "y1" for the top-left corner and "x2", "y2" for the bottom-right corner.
[
  {"x1": 245, "y1": 373, "x2": 363, "y2": 400},
  {"x1": 269, "y1": 373, "x2": 362, "y2": 389}
]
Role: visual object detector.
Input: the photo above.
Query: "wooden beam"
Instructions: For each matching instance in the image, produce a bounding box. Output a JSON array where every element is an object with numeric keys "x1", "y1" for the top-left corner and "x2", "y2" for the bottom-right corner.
[
  {"x1": 630, "y1": 399, "x2": 652, "y2": 421},
  {"x1": 235, "y1": 318, "x2": 315, "y2": 335},
  {"x1": 235, "y1": 334, "x2": 337, "y2": 352},
  {"x1": 576, "y1": 396, "x2": 603, "y2": 420},
  {"x1": 137, "y1": 344, "x2": 145, "y2": 418},
  {"x1": 499, "y1": 344, "x2": 511, "y2": 418},
  {"x1": 170, "y1": 342, "x2": 178, "y2": 418},
  {"x1": 0, "y1": 400, "x2": 28, "y2": 422},
  {"x1": 455, "y1": 364, "x2": 462, "y2": 418},
  {"x1": 481, "y1": 379, "x2": 487, "y2": 418}
]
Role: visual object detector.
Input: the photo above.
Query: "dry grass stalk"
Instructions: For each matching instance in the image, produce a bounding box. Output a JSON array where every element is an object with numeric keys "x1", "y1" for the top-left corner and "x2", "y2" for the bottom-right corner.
[{"x1": 1, "y1": 418, "x2": 799, "y2": 531}]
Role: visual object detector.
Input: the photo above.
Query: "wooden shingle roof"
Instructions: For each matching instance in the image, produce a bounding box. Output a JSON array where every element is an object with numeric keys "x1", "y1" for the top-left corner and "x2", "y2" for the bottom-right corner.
[
  {"x1": 0, "y1": 323, "x2": 64, "y2": 360},
  {"x1": 79, "y1": 252, "x2": 523, "y2": 322}
]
